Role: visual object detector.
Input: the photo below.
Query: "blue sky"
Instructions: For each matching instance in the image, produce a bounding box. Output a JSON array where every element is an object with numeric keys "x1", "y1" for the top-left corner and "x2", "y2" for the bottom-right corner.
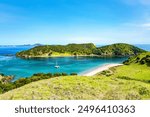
[{"x1": 0, "y1": 0, "x2": 150, "y2": 45}]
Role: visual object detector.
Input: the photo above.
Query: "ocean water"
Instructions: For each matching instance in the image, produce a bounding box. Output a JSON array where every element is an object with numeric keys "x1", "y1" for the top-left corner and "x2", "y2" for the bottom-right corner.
[
  {"x1": 134, "y1": 44, "x2": 150, "y2": 51},
  {"x1": 3, "y1": 44, "x2": 149, "y2": 80}
]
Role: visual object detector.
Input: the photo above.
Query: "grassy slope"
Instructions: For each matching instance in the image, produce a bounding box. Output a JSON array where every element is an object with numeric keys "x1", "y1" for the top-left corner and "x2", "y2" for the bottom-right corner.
[
  {"x1": 109, "y1": 64, "x2": 150, "y2": 82},
  {"x1": 0, "y1": 73, "x2": 150, "y2": 100}
]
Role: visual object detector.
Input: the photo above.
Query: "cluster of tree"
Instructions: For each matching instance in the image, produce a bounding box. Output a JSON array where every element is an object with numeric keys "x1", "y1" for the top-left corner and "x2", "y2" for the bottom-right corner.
[
  {"x1": 0, "y1": 72, "x2": 77, "y2": 94},
  {"x1": 123, "y1": 52, "x2": 150, "y2": 66}
]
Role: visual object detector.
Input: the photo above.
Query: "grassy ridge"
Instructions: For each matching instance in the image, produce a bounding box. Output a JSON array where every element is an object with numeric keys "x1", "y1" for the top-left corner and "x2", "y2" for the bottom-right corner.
[{"x1": 0, "y1": 76, "x2": 150, "y2": 100}]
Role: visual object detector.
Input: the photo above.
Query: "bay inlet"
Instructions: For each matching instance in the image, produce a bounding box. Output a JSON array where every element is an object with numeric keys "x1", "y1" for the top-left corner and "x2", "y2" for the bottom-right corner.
[{"x1": 0, "y1": 46, "x2": 128, "y2": 80}]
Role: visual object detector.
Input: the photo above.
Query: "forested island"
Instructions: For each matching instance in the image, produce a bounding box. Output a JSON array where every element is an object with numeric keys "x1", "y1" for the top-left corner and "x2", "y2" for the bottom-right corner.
[{"x1": 16, "y1": 43, "x2": 146, "y2": 58}]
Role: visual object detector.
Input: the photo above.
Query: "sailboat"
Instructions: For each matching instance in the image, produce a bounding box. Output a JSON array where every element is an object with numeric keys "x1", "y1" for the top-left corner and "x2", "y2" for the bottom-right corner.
[{"x1": 54, "y1": 61, "x2": 60, "y2": 68}]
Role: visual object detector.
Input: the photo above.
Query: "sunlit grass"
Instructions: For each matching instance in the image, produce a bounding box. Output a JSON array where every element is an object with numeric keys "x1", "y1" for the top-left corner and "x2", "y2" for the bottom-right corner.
[{"x1": 0, "y1": 75, "x2": 150, "y2": 100}]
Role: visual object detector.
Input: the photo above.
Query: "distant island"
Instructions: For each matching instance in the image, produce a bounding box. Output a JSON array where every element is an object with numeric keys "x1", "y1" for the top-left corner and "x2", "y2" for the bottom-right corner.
[
  {"x1": 16, "y1": 43, "x2": 146, "y2": 58},
  {"x1": 0, "y1": 43, "x2": 43, "y2": 47}
]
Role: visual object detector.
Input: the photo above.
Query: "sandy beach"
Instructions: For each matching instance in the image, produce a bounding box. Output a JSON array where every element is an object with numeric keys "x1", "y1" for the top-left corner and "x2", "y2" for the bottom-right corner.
[{"x1": 81, "y1": 63, "x2": 123, "y2": 76}]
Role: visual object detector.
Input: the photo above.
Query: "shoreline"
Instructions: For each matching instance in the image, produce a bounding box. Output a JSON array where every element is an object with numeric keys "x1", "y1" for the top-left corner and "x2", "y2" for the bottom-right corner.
[{"x1": 80, "y1": 63, "x2": 123, "y2": 76}]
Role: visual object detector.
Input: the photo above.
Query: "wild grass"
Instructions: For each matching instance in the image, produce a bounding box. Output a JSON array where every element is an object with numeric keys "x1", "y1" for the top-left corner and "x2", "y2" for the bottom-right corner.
[{"x1": 0, "y1": 75, "x2": 150, "y2": 100}]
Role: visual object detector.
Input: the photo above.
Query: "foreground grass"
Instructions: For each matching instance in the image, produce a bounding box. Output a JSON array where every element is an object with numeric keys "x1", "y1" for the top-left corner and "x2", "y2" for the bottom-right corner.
[{"x1": 0, "y1": 75, "x2": 150, "y2": 100}]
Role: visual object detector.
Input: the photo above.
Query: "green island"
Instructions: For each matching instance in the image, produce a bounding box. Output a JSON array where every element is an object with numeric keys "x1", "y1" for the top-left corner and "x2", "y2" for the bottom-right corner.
[
  {"x1": 0, "y1": 44, "x2": 150, "y2": 100},
  {"x1": 16, "y1": 43, "x2": 146, "y2": 58}
]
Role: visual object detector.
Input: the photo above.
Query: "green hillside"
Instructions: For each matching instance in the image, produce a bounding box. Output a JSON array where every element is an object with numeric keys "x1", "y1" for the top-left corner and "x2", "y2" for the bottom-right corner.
[
  {"x1": 16, "y1": 43, "x2": 145, "y2": 58},
  {"x1": 0, "y1": 74, "x2": 150, "y2": 100},
  {"x1": 93, "y1": 43, "x2": 146, "y2": 56},
  {"x1": 97, "y1": 52, "x2": 150, "y2": 83},
  {"x1": 123, "y1": 52, "x2": 150, "y2": 66}
]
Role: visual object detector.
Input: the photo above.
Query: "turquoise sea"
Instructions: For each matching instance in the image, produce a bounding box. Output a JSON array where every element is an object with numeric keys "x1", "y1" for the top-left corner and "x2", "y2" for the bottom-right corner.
[{"x1": 1, "y1": 44, "x2": 149, "y2": 81}]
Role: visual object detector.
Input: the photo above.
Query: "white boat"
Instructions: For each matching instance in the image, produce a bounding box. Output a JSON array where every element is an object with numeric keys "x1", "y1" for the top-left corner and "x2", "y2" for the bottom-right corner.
[{"x1": 54, "y1": 61, "x2": 60, "y2": 68}]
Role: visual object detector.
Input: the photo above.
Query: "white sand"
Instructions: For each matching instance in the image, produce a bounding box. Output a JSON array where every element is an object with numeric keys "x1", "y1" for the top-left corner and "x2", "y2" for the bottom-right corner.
[{"x1": 81, "y1": 63, "x2": 123, "y2": 76}]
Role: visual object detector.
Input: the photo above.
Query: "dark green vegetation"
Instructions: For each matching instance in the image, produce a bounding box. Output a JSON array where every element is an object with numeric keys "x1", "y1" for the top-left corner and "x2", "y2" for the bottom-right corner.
[
  {"x1": 16, "y1": 43, "x2": 146, "y2": 58},
  {"x1": 123, "y1": 52, "x2": 150, "y2": 66},
  {"x1": 93, "y1": 43, "x2": 146, "y2": 56},
  {"x1": 0, "y1": 72, "x2": 77, "y2": 94}
]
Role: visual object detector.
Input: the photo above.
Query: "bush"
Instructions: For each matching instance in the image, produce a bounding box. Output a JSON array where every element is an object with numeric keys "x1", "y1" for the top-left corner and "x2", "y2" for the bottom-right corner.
[
  {"x1": 14, "y1": 78, "x2": 31, "y2": 88},
  {"x1": 140, "y1": 60, "x2": 145, "y2": 64},
  {"x1": 70, "y1": 73, "x2": 77, "y2": 75},
  {"x1": 2, "y1": 83, "x2": 15, "y2": 92},
  {"x1": 46, "y1": 73, "x2": 53, "y2": 77},
  {"x1": 123, "y1": 60, "x2": 130, "y2": 65},
  {"x1": 138, "y1": 87, "x2": 150, "y2": 95},
  {"x1": 0, "y1": 73, "x2": 4, "y2": 76},
  {"x1": 53, "y1": 73, "x2": 62, "y2": 77},
  {"x1": 61, "y1": 73, "x2": 68, "y2": 76},
  {"x1": 33, "y1": 73, "x2": 45, "y2": 77}
]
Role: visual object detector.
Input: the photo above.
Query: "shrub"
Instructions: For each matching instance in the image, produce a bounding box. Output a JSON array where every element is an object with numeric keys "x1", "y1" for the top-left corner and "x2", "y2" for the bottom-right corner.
[
  {"x1": 53, "y1": 73, "x2": 62, "y2": 77},
  {"x1": 138, "y1": 87, "x2": 150, "y2": 95},
  {"x1": 0, "y1": 73, "x2": 4, "y2": 76},
  {"x1": 70, "y1": 73, "x2": 77, "y2": 75},
  {"x1": 140, "y1": 60, "x2": 145, "y2": 64},
  {"x1": 46, "y1": 73, "x2": 53, "y2": 77},
  {"x1": 33, "y1": 73, "x2": 45, "y2": 76},
  {"x1": 14, "y1": 78, "x2": 31, "y2": 88},
  {"x1": 61, "y1": 73, "x2": 68, "y2": 76},
  {"x1": 2, "y1": 83, "x2": 15, "y2": 92}
]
